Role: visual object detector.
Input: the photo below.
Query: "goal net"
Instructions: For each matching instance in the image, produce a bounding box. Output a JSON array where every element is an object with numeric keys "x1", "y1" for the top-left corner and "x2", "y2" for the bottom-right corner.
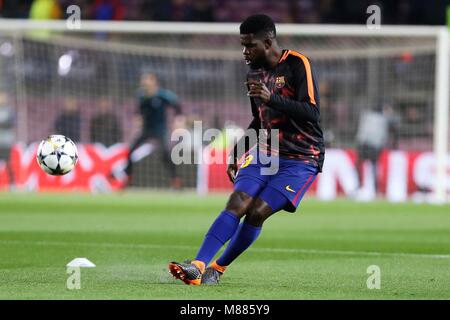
[{"x1": 0, "y1": 20, "x2": 447, "y2": 202}]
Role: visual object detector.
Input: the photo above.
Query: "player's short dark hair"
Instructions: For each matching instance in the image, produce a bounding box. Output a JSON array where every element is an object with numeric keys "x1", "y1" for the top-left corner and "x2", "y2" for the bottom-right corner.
[{"x1": 240, "y1": 14, "x2": 276, "y2": 39}]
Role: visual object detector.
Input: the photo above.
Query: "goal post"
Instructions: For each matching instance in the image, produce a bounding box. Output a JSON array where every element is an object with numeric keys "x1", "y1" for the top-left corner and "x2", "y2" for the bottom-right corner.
[
  {"x1": 0, "y1": 19, "x2": 447, "y2": 201},
  {"x1": 434, "y1": 28, "x2": 449, "y2": 203}
]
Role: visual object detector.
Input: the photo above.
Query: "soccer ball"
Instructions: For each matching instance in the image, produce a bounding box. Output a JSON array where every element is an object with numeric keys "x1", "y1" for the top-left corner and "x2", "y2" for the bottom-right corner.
[{"x1": 36, "y1": 135, "x2": 78, "y2": 176}]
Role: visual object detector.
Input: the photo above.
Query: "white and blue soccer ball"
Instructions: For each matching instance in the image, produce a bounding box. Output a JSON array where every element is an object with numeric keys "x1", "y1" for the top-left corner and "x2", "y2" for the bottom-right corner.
[{"x1": 36, "y1": 135, "x2": 78, "y2": 176}]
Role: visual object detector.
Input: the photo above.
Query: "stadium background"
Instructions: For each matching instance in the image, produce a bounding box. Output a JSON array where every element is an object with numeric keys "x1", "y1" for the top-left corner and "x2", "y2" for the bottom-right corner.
[
  {"x1": 0, "y1": 0, "x2": 450, "y2": 300},
  {"x1": 1, "y1": 0, "x2": 448, "y2": 201}
]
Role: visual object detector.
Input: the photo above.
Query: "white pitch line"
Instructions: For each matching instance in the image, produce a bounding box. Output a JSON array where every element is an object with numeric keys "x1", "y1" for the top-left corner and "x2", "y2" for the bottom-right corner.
[{"x1": 1, "y1": 239, "x2": 450, "y2": 260}]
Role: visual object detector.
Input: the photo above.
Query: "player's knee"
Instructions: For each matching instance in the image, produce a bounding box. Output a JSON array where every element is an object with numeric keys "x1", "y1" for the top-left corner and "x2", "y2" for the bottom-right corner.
[
  {"x1": 245, "y1": 198, "x2": 273, "y2": 227},
  {"x1": 225, "y1": 191, "x2": 253, "y2": 218}
]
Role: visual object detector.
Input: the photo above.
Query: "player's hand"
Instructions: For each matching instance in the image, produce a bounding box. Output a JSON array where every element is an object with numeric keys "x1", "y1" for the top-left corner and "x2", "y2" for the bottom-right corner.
[
  {"x1": 173, "y1": 115, "x2": 186, "y2": 130},
  {"x1": 226, "y1": 162, "x2": 238, "y2": 184},
  {"x1": 246, "y1": 80, "x2": 271, "y2": 103}
]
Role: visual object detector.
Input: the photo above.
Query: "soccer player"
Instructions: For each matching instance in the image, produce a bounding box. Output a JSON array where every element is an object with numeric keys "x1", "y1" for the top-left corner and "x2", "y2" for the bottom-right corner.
[
  {"x1": 169, "y1": 14, "x2": 325, "y2": 285},
  {"x1": 118, "y1": 72, "x2": 184, "y2": 189},
  {"x1": 0, "y1": 91, "x2": 15, "y2": 189}
]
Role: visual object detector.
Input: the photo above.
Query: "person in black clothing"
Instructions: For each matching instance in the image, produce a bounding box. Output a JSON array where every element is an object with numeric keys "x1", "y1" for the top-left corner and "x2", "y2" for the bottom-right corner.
[
  {"x1": 169, "y1": 14, "x2": 324, "y2": 286},
  {"x1": 0, "y1": 91, "x2": 15, "y2": 188},
  {"x1": 90, "y1": 97, "x2": 122, "y2": 147},
  {"x1": 120, "y1": 72, "x2": 184, "y2": 189},
  {"x1": 54, "y1": 97, "x2": 81, "y2": 143}
]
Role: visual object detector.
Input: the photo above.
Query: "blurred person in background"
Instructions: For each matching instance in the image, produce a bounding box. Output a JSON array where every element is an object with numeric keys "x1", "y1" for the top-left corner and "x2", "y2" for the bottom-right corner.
[
  {"x1": 90, "y1": 97, "x2": 122, "y2": 147},
  {"x1": 29, "y1": 0, "x2": 62, "y2": 38},
  {"x1": 188, "y1": 0, "x2": 215, "y2": 22},
  {"x1": 171, "y1": 0, "x2": 192, "y2": 21},
  {"x1": 208, "y1": 116, "x2": 245, "y2": 151},
  {"x1": 0, "y1": 91, "x2": 15, "y2": 188},
  {"x1": 115, "y1": 72, "x2": 185, "y2": 189},
  {"x1": 288, "y1": 0, "x2": 321, "y2": 23},
  {"x1": 0, "y1": 0, "x2": 32, "y2": 18},
  {"x1": 141, "y1": 0, "x2": 171, "y2": 21},
  {"x1": 54, "y1": 96, "x2": 81, "y2": 142},
  {"x1": 316, "y1": 80, "x2": 335, "y2": 147},
  {"x1": 355, "y1": 101, "x2": 399, "y2": 199},
  {"x1": 29, "y1": 0, "x2": 61, "y2": 19},
  {"x1": 93, "y1": 0, "x2": 124, "y2": 20},
  {"x1": 89, "y1": 0, "x2": 125, "y2": 39}
]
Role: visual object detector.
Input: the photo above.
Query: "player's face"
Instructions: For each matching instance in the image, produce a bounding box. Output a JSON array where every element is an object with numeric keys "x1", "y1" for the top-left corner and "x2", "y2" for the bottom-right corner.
[
  {"x1": 141, "y1": 74, "x2": 158, "y2": 92},
  {"x1": 240, "y1": 34, "x2": 267, "y2": 69}
]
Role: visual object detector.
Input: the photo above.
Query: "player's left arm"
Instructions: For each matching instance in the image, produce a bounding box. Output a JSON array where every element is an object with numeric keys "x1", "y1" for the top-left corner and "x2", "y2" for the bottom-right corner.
[
  {"x1": 162, "y1": 89, "x2": 185, "y2": 129},
  {"x1": 247, "y1": 58, "x2": 320, "y2": 123},
  {"x1": 162, "y1": 89, "x2": 183, "y2": 115}
]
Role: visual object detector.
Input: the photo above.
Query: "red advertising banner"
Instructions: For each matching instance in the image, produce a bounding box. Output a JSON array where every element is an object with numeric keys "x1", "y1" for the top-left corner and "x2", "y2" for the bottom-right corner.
[
  {"x1": 0, "y1": 143, "x2": 128, "y2": 192},
  {"x1": 199, "y1": 148, "x2": 450, "y2": 202},
  {"x1": 1, "y1": 145, "x2": 449, "y2": 202}
]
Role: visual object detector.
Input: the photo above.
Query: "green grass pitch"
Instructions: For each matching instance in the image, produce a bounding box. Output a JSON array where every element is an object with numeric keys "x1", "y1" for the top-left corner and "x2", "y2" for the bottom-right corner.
[{"x1": 0, "y1": 192, "x2": 449, "y2": 299}]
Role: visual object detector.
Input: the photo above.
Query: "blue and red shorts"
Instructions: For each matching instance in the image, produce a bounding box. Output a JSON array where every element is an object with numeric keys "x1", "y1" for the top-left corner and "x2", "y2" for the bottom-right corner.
[{"x1": 234, "y1": 152, "x2": 318, "y2": 213}]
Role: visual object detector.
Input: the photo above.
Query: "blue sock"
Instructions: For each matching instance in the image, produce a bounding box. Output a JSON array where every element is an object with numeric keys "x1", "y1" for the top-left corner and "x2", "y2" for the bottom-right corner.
[
  {"x1": 195, "y1": 210, "x2": 240, "y2": 265},
  {"x1": 216, "y1": 221, "x2": 262, "y2": 267}
]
